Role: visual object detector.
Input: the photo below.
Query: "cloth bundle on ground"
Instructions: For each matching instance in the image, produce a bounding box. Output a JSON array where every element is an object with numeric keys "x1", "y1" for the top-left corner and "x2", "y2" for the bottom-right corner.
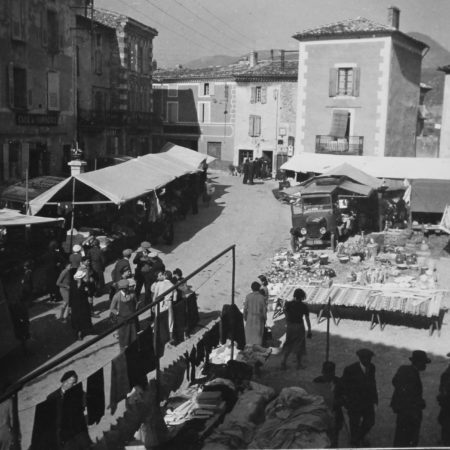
[
  {"x1": 202, "y1": 382, "x2": 276, "y2": 450},
  {"x1": 248, "y1": 387, "x2": 331, "y2": 449}
]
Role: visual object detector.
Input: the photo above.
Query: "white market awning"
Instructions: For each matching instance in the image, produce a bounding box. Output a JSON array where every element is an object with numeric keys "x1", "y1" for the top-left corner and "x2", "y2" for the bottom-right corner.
[
  {"x1": 161, "y1": 142, "x2": 216, "y2": 166},
  {"x1": 0, "y1": 208, "x2": 64, "y2": 226},
  {"x1": 281, "y1": 152, "x2": 450, "y2": 181}
]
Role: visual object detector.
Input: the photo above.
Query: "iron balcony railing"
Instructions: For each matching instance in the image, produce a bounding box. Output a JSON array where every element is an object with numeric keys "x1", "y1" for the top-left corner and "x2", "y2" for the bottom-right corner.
[
  {"x1": 315, "y1": 135, "x2": 364, "y2": 155},
  {"x1": 78, "y1": 109, "x2": 154, "y2": 127}
]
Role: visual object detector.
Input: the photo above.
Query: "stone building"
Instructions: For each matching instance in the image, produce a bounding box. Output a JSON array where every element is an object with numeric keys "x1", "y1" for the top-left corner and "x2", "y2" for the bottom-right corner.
[
  {"x1": 0, "y1": 0, "x2": 84, "y2": 184},
  {"x1": 293, "y1": 7, "x2": 428, "y2": 158},
  {"x1": 153, "y1": 50, "x2": 298, "y2": 172},
  {"x1": 76, "y1": 8, "x2": 158, "y2": 169}
]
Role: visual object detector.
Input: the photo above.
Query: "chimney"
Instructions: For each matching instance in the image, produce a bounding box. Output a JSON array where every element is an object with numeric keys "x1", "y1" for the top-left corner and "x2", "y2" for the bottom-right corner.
[
  {"x1": 388, "y1": 6, "x2": 400, "y2": 30},
  {"x1": 280, "y1": 50, "x2": 285, "y2": 70},
  {"x1": 249, "y1": 50, "x2": 258, "y2": 68},
  {"x1": 270, "y1": 49, "x2": 274, "y2": 61}
]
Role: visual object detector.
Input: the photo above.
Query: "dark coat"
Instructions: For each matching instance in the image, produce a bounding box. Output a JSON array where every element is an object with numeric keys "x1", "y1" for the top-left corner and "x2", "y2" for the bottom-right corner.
[
  {"x1": 220, "y1": 304, "x2": 246, "y2": 350},
  {"x1": 390, "y1": 364, "x2": 425, "y2": 413},
  {"x1": 340, "y1": 361, "x2": 378, "y2": 411},
  {"x1": 112, "y1": 258, "x2": 131, "y2": 283},
  {"x1": 88, "y1": 246, "x2": 105, "y2": 273}
]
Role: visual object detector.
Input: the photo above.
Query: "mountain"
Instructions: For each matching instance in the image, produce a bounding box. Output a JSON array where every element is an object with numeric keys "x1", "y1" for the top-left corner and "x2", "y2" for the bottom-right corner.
[
  {"x1": 408, "y1": 32, "x2": 450, "y2": 115},
  {"x1": 182, "y1": 54, "x2": 239, "y2": 69}
]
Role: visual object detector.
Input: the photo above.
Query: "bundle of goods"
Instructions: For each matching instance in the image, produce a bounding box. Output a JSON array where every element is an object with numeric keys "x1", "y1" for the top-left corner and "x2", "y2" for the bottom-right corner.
[
  {"x1": 336, "y1": 235, "x2": 366, "y2": 263},
  {"x1": 383, "y1": 228, "x2": 413, "y2": 247}
]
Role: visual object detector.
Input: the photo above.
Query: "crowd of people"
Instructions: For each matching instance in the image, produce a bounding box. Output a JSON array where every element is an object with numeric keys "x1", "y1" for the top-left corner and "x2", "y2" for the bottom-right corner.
[
  {"x1": 241, "y1": 157, "x2": 271, "y2": 185},
  {"x1": 241, "y1": 281, "x2": 450, "y2": 448}
]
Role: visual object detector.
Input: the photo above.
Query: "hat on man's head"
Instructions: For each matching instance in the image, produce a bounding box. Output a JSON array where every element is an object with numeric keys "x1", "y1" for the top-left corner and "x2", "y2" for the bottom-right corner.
[
  {"x1": 60, "y1": 370, "x2": 78, "y2": 383},
  {"x1": 410, "y1": 350, "x2": 431, "y2": 365},
  {"x1": 122, "y1": 248, "x2": 133, "y2": 257},
  {"x1": 117, "y1": 279, "x2": 130, "y2": 289},
  {"x1": 72, "y1": 244, "x2": 82, "y2": 253},
  {"x1": 140, "y1": 241, "x2": 151, "y2": 249},
  {"x1": 356, "y1": 348, "x2": 375, "y2": 359}
]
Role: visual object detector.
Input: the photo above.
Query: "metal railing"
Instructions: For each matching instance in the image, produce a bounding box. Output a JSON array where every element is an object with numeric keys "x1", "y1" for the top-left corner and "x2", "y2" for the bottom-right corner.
[
  {"x1": 315, "y1": 135, "x2": 364, "y2": 155},
  {"x1": 1, "y1": 244, "x2": 236, "y2": 449}
]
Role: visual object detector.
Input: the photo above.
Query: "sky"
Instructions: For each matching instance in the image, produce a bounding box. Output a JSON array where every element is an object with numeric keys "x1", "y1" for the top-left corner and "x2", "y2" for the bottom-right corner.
[{"x1": 94, "y1": 0, "x2": 450, "y2": 68}]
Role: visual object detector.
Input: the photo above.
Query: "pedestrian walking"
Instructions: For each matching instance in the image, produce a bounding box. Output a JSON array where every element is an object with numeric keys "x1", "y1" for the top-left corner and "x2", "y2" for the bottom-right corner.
[
  {"x1": 69, "y1": 269, "x2": 92, "y2": 340},
  {"x1": 257, "y1": 274, "x2": 269, "y2": 307},
  {"x1": 242, "y1": 158, "x2": 250, "y2": 184},
  {"x1": 46, "y1": 370, "x2": 91, "y2": 449},
  {"x1": 243, "y1": 281, "x2": 267, "y2": 346},
  {"x1": 248, "y1": 158, "x2": 255, "y2": 185},
  {"x1": 133, "y1": 241, "x2": 151, "y2": 298},
  {"x1": 340, "y1": 348, "x2": 378, "y2": 447},
  {"x1": 109, "y1": 279, "x2": 138, "y2": 351},
  {"x1": 87, "y1": 238, "x2": 105, "y2": 295},
  {"x1": 280, "y1": 288, "x2": 312, "y2": 370},
  {"x1": 80, "y1": 257, "x2": 99, "y2": 318},
  {"x1": 144, "y1": 250, "x2": 165, "y2": 304},
  {"x1": 390, "y1": 350, "x2": 431, "y2": 447},
  {"x1": 437, "y1": 352, "x2": 450, "y2": 445},
  {"x1": 111, "y1": 248, "x2": 133, "y2": 284},
  {"x1": 56, "y1": 262, "x2": 72, "y2": 321},
  {"x1": 151, "y1": 270, "x2": 175, "y2": 340}
]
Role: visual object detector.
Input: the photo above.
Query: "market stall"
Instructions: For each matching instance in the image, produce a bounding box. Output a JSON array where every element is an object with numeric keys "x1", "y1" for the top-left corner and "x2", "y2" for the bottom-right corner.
[{"x1": 266, "y1": 231, "x2": 449, "y2": 335}]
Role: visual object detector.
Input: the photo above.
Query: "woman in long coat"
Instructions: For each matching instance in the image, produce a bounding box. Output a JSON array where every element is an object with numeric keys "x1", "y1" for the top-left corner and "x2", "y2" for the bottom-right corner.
[
  {"x1": 281, "y1": 288, "x2": 312, "y2": 370},
  {"x1": 110, "y1": 278, "x2": 138, "y2": 351},
  {"x1": 69, "y1": 269, "x2": 93, "y2": 340},
  {"x1": 243, "y1": 281, "x2": 267, "y2": 346}
]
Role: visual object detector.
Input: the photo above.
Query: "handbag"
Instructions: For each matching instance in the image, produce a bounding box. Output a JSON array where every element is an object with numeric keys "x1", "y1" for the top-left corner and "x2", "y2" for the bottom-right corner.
[{"x1": 109, "y1": 312, "x2": 118, "y2": 324}]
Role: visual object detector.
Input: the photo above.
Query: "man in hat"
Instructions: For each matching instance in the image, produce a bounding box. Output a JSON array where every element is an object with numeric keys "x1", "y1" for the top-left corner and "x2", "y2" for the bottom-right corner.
[
  {"x1": 133, "y1": 241, "x2": 151, "y2": 298},
  {"x1": 46, "y1": 370, "x2": 91, "y2": 449},
  {"x1": 438, "y1": 352, "x2": 450, "y2": 445},
  {"x1": 87, "y1": 238, "x2": 105, "y2": 295},
  {"x1": 390, "y1": 350, "x2": 431, "y2": 447},
  {"x1": 340, "y1": 348, "x2": 378, "y2": 447},
  {"x1": 111, "y1": 249, "x2": 133, "y2": 284}
]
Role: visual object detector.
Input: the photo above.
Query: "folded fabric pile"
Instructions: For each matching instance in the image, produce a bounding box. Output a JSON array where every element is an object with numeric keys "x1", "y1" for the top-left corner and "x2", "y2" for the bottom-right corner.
[{"x1": 248, "y1": 387, "x2": 331, "y2": 449}]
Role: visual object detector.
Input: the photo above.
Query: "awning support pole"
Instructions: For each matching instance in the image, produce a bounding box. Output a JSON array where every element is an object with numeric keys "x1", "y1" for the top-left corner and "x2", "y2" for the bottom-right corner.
[
  {"x1": 230, "y1": 245, "x2": 236, "y2": 361},
  {"x1": 69, "y1": 177, "x2": 76, "y2": 251}
]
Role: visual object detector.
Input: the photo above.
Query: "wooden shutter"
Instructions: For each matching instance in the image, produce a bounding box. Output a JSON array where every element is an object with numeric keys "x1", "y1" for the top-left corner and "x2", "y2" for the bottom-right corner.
[
  {"x1": 7, "y1": 62, "x2": 14, "y2": 108},
  {"x1": 95, "y1": 50, "x2": 102, "y2": 74},
  {"x1": 47, "y1": 71, "x2": 60, "y2": 111},
  {"x1": 261, "y1": 86, "x2": 267, "y2": 104},
  {"x1": 255, "y1": 115, "x2": 261, "y2": 136},
  {"x1": 59, "y1": 14, "x2": 64, "y2": 51},
  {"x1": 209, "y1": 82, "x2": 215, "y2": 96},
  {"x1": 329, "y1": 110, "x2": 349, "y2": 138},
  {"x1": 11, "y1": 0, "x2": 22, "y2": 40},
  {"x1": 27, "y1": 74, "x2": 33, "y2": 109},
  {"x1": 250, "y1": 87, "x2": 256, "y2": 103},
  {"x1": 41, "y1": 10, "x2": 48, "y2": 47},
  {"x1": 249, "y1": 115, "x2": 254, "y2": 136},
  {"x1": 129, "y1": 42, "x2": 136, "y2": 70},
  {"x1": 352, "y1": 67, "x2": 360, "y2": 97},
  {"x1": 329, "y1": 68, "x2": 338, "y2": 97}
]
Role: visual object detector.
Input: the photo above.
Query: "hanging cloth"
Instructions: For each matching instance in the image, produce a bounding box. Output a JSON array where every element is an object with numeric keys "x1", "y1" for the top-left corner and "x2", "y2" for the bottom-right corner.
[
  {"x1": 86, "y1": 368, "x2": 105, "y2": 425},
  {"x1": 109, "y1": 353, "x2": 130, "y2": 414},
  {"x1": 30, "y1": 397, "x2": 59, "y2": 450}
]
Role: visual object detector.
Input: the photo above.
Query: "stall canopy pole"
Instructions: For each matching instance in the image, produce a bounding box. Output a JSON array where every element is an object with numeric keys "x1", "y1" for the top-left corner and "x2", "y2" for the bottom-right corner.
[
  {"x1": 230, "y1": 246, "x2": 236, "y2": 361},
  {"x1": 325, "y1": 293, "x2": 331, "y2": 362},
  {"x1": 25, "y1": 167, "x2": 29, "y2": 215},
  {"x1": 154, "y1": 301, "x2": 161, "y2": 402},
  {"x1": 69, "y1": 177, "x2": 76, "y2": 251},
  {"x1": 12, "y1": 393, "x2": 21, "y2": 450}
]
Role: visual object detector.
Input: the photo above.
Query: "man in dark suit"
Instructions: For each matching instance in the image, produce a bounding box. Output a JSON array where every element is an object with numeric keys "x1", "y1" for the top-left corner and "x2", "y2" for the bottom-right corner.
[
  {"x1": 340, "y1": 348, "x2": 378, "y2": 447},
  {"x1": 87, "y1": 239, "x2": 105, "y2": 295},
  {"x1": 391, "y1": 350, "x2": 431, "y2": 447}
]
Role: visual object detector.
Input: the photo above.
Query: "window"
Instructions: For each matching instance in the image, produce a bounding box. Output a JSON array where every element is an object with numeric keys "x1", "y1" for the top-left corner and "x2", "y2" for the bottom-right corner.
[
  {"x1": 250, "y1": 86, "x2": 267, "y2": 104},
  {"x1": 167, "y1": 102, "x2": 178, "y2": 123},
  {"x1": 94, "y1": 33, "x2": 102, "y2": 75},
  {"x1": 47, "y1": 10, "x2": 59, "y2": 54},
  {"x1": 203, "y1": 83, "x2": 209, "y2": 96},
  {"x1": 329, "y1": 66, "x2": 360, "y2": 97},
  {"x1": 198, "y1": 102, "x2": 210, "y2": 123},
  {"x1": 329, "y1": 110, "x2": 350, "y2": 138},
  {"x1": 249, "y1": 115, "x2": 261, "y2": 137},
  {"x1": 11, "y1": 0, "x2": 25, "y2": 41},
  {"x1": 7, "y1": 63, "x2": 28, "y2": 110},
  {"x1": 137, "y1": 45, "x2": 143, "y2": 73},
  {"x1": 207, "y1": 142, "x2": 222, "y2": 159},
  {"x1": 47, "y1": 72, "x2": 60, "y2": 111},
  {"x1": 168, "y1": 86, "x2": 177, "y2": 97}
]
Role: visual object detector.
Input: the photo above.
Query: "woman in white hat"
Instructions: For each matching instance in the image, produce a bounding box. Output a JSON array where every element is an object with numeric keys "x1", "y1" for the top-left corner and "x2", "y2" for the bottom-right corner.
[{"x1": 69, "y1": 268, "x2": 92, "y2": 340}]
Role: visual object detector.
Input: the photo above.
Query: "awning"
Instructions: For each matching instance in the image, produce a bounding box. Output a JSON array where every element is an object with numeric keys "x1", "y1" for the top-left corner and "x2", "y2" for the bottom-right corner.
[
  {"x1": 0, "y1": 208, "x2": 64, "y2": 226},
  {"x1": 29, "y1": 148, "x2": 208, "y2": 215},
  {"x1": 329, "y1": 110, "x2": 350, "y2": 138},
  {"x1": 320, "y1": 163, "x2": 383, "y2": 189},
  {"x1": 340, "y1": 180, "x2": 373, "y2": 196},
  {"x1": 281, "y1": 152, "x2": 450, "y2": 181},
  {"x1": 410, "y1": 179, "x2": 450, "y2": 213},
  {"x1": 0, "y1": 176, "x2": 65, "y2": 204},
  {"x1": 161, "y1": 142, "x2": 216, "y2": 166}
]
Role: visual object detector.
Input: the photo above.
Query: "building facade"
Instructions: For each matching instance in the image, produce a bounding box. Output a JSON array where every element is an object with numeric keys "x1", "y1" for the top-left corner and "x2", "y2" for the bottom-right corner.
[
  {"x1": 293, "y1": 7, "x2": 428, "y2": 158},
  {"x1": 0, "y1": 0, "x2": 85, "y2": 184},
  {"x1": 76, "y1": 8, "x2": 158, "y2": 169},
  {"x1": 153, "y1": 51, "x2": 297, "y2": 172}
]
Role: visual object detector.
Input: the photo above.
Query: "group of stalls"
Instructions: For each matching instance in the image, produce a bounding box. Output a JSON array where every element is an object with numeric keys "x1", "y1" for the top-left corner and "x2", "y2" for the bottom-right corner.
[
  {"x1": 25, "y1": 143, "x2": 214, "y2": 259},
  {"x1": 281, "y1": 152, "x2": 450, "y2": 230}
]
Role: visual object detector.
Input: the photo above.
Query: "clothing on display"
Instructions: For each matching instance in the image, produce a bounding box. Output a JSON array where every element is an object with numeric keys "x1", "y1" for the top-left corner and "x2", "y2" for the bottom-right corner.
[
  {"x1": 86, "y1": 368, "x2": 105, "y2": 426},
  {"x1": 109, "y1": 353, "x2": 130, "y2": 414},
  {"x1": 220, "y1": 304, "x2": 246, "y2": 350}
]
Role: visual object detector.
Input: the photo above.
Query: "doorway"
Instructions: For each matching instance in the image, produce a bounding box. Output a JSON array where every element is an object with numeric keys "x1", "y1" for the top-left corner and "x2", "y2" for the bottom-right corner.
[{"x1": 238, "y1": 149, "x2": 253, "y2": 165}]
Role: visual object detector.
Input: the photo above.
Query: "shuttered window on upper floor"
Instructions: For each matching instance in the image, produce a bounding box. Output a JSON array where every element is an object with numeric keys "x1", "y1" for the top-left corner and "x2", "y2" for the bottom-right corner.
[
  {"x1": 250, "y1": 86, "x2": 267, "y2": 104},
  {"x1": 249, "y1": 115, "x2": 261, "y2": 137},
  {"x1": 47, "y1": 71, "x2": 60, "y2": 111},
  {"x1": 329, "y1": 67, "x2": 360, "y2": 97},
  {"x1": 7, "y1": 63, "x2": 30, "y2": 110},
  {"x1": 11, "y1": 0, "x2": 25, "y2": 41}
]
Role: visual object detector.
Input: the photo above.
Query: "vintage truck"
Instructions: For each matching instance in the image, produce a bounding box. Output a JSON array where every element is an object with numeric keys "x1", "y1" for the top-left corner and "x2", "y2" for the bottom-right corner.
[{"x1": 289, "y1": 175, "x2": 381, "y2": 251}]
